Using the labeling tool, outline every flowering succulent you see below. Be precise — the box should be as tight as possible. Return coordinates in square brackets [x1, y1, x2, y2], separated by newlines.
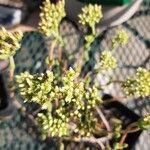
[0, 27, 23, 60]
[38, 0, 65, 45]
[112, 29, 129, 49]
[14, 1, 150, 149]
[16, 68, 102, 138]
[123, 68, 150, 97]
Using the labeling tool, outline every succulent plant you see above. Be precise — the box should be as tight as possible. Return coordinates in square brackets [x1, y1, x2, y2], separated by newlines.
[1, 0, 148, 149]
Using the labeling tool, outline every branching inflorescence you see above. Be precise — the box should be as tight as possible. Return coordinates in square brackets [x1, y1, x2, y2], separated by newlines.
[0, 27, 22, 60]
[123, 68, 150, 97]
[79, 4, 102, 60]
[79, 4, 102, 34]
[38, 0, 66, 46]
[16, 68, 102, 139]
[0, 27, 23, 80]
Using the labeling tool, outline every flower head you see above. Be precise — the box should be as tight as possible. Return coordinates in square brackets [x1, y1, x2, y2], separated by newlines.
[138, 114, 150, 130]
[38, 0, 66, 37]
[123, 68, 150, 97]
[99, 51, 117, 70]
[0, 27, 23, 60]
[112, 30, 129, 49]
[79, 4, 102, 28]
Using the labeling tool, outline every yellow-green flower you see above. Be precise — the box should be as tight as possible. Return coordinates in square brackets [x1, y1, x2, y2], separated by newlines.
[99, 51, 117, 70]
[112, 29, 129, 49]
[0, 27, 23, 60]
[123, 68, 150, 97]
[38, 0, 66, 38]
[78, 4, 102, 28]
[138, 114, 150, 130]
[16, 68, 102, 138]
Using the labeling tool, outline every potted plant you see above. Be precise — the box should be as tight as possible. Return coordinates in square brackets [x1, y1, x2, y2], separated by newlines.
[0, 27, 23, 118]
[65, 0, 143, 27]
[1, 0, 150, 149]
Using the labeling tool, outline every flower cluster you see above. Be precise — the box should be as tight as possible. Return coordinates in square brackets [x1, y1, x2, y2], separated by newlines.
[137, 114, 150, 130]
[123, 68, 150, 97]
[16, 68, 102, 138]
[38, 0, 65, 45]
[79, 4, 102, 29]
[78, 4, 103, 61]
[114, 123, 122, 139]
[112, 29, 129, 49]
[16, 71, 54, 109]
[37, 113, 69, 139]
[0, 27, 23, 60]
[99, 51, 117, 70]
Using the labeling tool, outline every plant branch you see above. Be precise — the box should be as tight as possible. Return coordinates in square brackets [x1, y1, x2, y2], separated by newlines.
[9, 56, 15, 81]
[62, 60, 68, 73]
[77, 50, 84, 75]
[119, 122, 139, 145]
[63, 134, 113, 149]
[47, 40, 56, 70]
[58, 45, 62, 62]
[96, 106, 111, 132]
[32, 107, 42, 116]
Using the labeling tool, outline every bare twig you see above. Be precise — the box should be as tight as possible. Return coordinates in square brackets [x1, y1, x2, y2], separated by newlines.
[47, 40, 56, 70]
[32, 107, 42, 116]
[49, 41, 56, 60]
[126, 127, 140, 134]
[62, 60, 68, 73]
[9, 70, 14, 81]
[97, 139, 105, 149]
[63, 134, 112, 149]
[96, 106, 111, 132]
[58, 45, 62, 62]
[119, 122, 139, 145]
[77, 49, 84, 75]
[9, 56, 15, 81]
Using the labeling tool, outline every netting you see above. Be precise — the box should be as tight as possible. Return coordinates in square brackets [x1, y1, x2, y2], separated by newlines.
[0, 1, 150, 149]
